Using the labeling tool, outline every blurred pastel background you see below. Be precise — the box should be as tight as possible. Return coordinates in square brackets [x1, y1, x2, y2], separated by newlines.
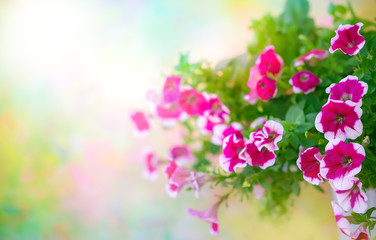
[0, 0, 375, 239]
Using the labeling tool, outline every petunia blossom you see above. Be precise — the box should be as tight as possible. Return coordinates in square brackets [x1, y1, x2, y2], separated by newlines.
[142, 149, 159, 181]
[130, 110, 150, 137]
[169, 145, 195, 165]
[155, 101, 183, 127]
[178, 87, 208, 116]
[315, 100, 363, 140]
[202, 93, 230, 123]
[352, 226, 369, 240]
[244, 66, 263, 104]
[253, 120, 284, 151]
[188, 201, 220, 236]
[329, 23, 365, 56]
[219, 134, 247, 172]
[211, 122, 243, 146]
[256, 76, 277, 101]
[239, 131, 276, 169]
[163, 76, 181, 103]
[331, 201, 352, 237]
[332, 177, 368, 214]
[321, 139, 365, 190]
[289, 71, 321, 94]
[326, 75, 368, 105]
[296, 147, 324, 185]
[255, 45, 284, 76]
[164, 160, 208, 198]
[294, 49, 328, 67]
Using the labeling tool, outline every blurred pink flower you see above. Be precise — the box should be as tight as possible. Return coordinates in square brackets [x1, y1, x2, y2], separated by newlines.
[178, 88, 208, 116]
[332, 177, 368, 213]
[254, 120, 284, 151]
[219, 133, 247, 172]
[188, 201, 220, 236]
[256, 76, 277, 101]
[163, 76, 181, 103]
[331, 201, 352, 237]
[142, 149, 159, 181]
[289, 70, 321, 94]
[255, 45, 283, 76]
[130, 110, 150, 137]
[329, 23, 365, 56]
[211, 122, 243, 146]
[294, 49, 328, 67]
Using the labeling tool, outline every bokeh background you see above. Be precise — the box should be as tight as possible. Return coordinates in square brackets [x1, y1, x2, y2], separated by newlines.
[0, 0, 375, 239]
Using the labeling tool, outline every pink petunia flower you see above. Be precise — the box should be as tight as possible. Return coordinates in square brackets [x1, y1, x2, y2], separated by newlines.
[163, 76, 181, 103]
[197, 116, 218, 135]
[250, 117, 267, 129]
[329, 23, 365, 56]
[202, 93, 230, 123]
[331, 201, 352, 237]
[142, 149, 159, 181]
[188, 201, 220, 236]
[164, 160, 207, 198]
[352, 226, 369, 240]
[321, 139, 365, 190]
[289, 71, 322, 94]
[155, 101, 183, 127]
[255, 45, 284, 76]
[239, 131, 276, 169]
[211, 122, 243, 146]
[294, 49, 328, 67]
[219, 134, 247, 172]
[170, 145, 194, 164]
[332, 177, 368, 214]
[253, 120, 284, 151]
[178, 87, 208, 116]
[252, 183, 266, 199]
[130, 110, 150, 137]
[315, 100, 363, 140]
[326, 75, 368, 105]
[297, 147, 324, 185]
[256, 76, 277, 101]
[244, 66, 263, 104]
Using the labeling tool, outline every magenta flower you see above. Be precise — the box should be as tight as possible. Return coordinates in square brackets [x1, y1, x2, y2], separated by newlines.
[321, 139, 365, 190]
[329, 23, 365, 56]
[352, 226, 369, 240]
[256, 76, 277, 101]
[163, 76, 181, 103]
[142, 149, 159, 181]
[155, 101, 183, 127]
[239, 131, 276, 169]
[332, 177, 368, 214]
[294, 49, 328, 67]
[164, 161, 190, 198]
[211, 122, 243, 146]
[178, 88, 208, 116]
[254, 120, 284, 151]
[255, 45, 284, 76]
[331, 201, 352, 237]
[170, 145, 194, 164]
[244, 66, 263, 104]
[326, 75, 368, 105]
[164, 160, 207, 198]
[297, 147, 323, 185]
[130, 110, 150, 137]
[219, 134, 247, 172]
[188, 201, 220, 236]
[202, 93, 230, 123]
[315, 100, 363, 140]
[197, 116, 218, 135]
[289, 71, 321, 94]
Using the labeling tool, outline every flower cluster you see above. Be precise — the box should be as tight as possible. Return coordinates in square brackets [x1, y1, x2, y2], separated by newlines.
[130, 1, 376, 237]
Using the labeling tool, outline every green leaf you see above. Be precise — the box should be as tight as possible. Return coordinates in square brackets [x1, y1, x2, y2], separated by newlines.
[295, 122, 314, 133]
[286, 105, 305, 124]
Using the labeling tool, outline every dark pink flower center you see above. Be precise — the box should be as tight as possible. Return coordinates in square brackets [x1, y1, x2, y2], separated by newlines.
[299, 73, 310, 82]
[347, 41, 355, 48]
[259, 81, 266, 89]
[186, 95, 197, 104]
[268, 131, 277, 141]
[211, 102, 221, 113]
[341, 93, 352, 101]
[236, 147, 243, 155]
[334, 114, 345, 124]
[340, 155, 353, 168]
